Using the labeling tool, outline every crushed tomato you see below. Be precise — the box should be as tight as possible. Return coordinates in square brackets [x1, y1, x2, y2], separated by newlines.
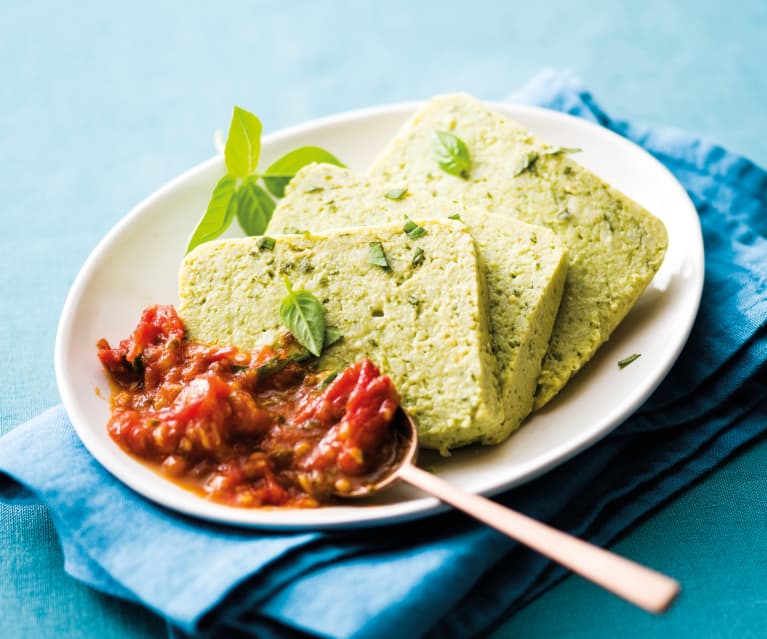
[97, 305, 401, 508]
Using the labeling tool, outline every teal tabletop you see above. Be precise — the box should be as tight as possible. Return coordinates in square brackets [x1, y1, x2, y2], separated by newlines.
[1, 1, 766, 638]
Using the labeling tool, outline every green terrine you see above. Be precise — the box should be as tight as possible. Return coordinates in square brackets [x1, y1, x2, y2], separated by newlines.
[368, 94, 668, 409]
[270, 163, 568, 442]
[178, 220, 504, 453]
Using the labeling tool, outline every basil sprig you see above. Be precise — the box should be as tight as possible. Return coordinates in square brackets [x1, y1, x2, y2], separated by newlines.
[186, 106, 345, 254]
[432, 129, 471, 179]
[279, 279, 327, 357]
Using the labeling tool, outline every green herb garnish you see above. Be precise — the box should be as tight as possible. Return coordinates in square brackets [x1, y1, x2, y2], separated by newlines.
[254, 350, 312, 379]
[432, 129, 471, 178]
[412, 247, 425, 266]
[262, 146, 344, 198]
[129, 356, 145, 378]
[541, 146, 582, 156]
[319, 370, 339, 389]
[324, 327, 343, 348]
[279, 279, 327, 357]
[186, 106, 345, 253]
[618, 353, 641, 369]
[447, 213, 462, 221]
[304, 186, 324, 194]
[258, 237, 275, 250]
[368, 241, 390, 270]
[384, 187, 408, 200]
[236, 176, 275, 236]
[186, 175, 238, 252]
[225, 106, 263, 179]
[403, 219, 427, 240]
[254, 358, 287, 379]
[407, 294, 420, 307]
[513, 151, 538, 177]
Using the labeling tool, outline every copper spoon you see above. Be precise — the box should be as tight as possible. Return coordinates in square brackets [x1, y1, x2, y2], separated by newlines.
[341, 410, 680, 614]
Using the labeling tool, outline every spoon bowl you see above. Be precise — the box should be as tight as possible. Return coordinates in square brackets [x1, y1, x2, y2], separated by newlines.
[343, 409, 419, 498]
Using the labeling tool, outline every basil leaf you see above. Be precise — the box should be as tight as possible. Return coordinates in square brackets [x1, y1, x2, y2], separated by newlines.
[262, 177, 289, 200]
[263, 146, 345, 198]
[279, 280, 326, 357]
[186, 174, 238, 253]
[236, 177, 275, 235]
[368, 241, 390, 270]
[412, 247, 425, 266]
[403, 219, 427, 240]
[432, 129, 471, 178]
[324, 327, 343, 348]
[225, 106, 262, 179]
[384, 187, 408, 200]
[617, 353, 641, 369]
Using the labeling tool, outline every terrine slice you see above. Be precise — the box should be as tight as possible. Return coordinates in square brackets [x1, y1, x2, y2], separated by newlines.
[270, 164, 568, 442]
[179, 220, 503, 453]
[368, 94, 668, 409]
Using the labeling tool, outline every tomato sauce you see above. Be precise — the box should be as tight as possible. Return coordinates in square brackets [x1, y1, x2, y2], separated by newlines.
[97, 305, 402, 508]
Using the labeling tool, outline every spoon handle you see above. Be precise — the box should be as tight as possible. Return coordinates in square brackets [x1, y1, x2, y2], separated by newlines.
[398, 462, 679, 614]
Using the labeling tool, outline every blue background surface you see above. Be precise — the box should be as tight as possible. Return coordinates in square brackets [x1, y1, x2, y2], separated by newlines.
[1, 1, 765, 637]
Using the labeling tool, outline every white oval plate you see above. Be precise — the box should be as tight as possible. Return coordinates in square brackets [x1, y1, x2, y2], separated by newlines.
[55, 102, 704, 530]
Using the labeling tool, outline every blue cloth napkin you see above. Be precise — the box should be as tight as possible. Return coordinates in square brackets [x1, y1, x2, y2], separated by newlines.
[2, 69, 766, 639]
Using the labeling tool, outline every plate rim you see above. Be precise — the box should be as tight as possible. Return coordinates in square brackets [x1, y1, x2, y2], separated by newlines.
[54, 99, 704, 530]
